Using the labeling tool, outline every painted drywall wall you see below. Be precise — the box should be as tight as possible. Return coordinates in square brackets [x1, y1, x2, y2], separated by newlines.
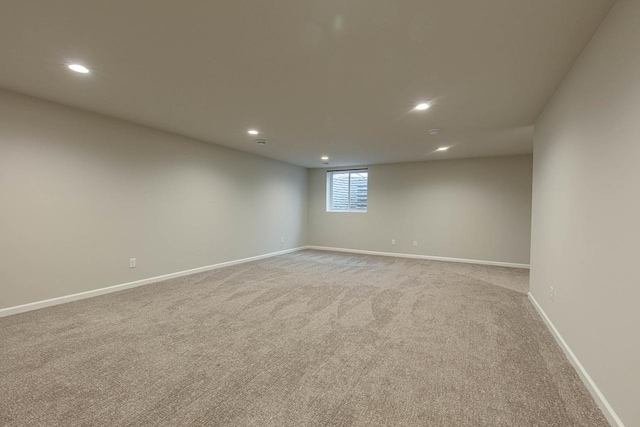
[530, 1, 640, 425]
[308, 155, 533, 264]
[0, 89, 308, 310]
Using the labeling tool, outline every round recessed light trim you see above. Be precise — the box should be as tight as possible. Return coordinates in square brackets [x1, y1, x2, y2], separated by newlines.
[414, 103, 430, 111]
[255, 138, 267, 145]
[428, 128, 440, 136]
[321, 156, 329, 161]
[248, 129, 259, 135]
[68, 64, 90, 74]
[435, 146, 450, 152]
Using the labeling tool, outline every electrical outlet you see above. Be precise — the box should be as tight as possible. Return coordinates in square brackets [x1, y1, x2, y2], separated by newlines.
[391, 239, 396, 245]
[129, 258, 136, 268]
[413, 241, 418, 247]
[549, 286, 555, 300]
[280, 237, 285, 244]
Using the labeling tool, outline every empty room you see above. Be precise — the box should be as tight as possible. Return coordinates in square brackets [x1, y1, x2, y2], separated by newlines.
[1, 1, 638, 426]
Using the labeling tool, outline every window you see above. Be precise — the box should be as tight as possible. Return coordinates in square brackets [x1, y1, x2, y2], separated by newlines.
[326, 169, 368, 212]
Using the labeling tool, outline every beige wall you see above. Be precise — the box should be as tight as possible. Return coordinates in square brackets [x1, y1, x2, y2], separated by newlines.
[530, 1, 640, 425]
[0, 89, 308, 309]
[308, 155, 533, 265]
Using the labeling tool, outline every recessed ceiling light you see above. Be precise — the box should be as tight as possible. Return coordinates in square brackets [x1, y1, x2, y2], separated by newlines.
[321, 156, 329, 161]
[414, 103, 430, 111]
[68, 64, 90, 74]
[248, 129, 259, 135]
[435, 147, 449, 152]
[428, 129, 440, 136]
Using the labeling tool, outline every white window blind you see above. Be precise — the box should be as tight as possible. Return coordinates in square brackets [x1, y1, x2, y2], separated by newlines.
[326, 169, 368, 212]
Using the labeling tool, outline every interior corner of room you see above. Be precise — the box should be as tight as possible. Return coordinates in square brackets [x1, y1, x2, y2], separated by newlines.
[0, 0, 637, 426]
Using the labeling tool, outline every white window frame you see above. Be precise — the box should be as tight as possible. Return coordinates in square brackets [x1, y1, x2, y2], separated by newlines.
[326, 168, 368, 213]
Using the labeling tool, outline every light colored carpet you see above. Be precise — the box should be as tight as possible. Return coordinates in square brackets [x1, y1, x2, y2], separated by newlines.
[0, 250, 607, 426]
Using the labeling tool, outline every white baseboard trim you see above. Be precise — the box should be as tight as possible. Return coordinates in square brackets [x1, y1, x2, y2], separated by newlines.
[306, 245, 530, 269]
[0, 247, 307, 319]
[528, 292, 624, 427]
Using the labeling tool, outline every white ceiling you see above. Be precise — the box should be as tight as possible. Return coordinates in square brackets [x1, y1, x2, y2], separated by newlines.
[0, 0, 614, 168]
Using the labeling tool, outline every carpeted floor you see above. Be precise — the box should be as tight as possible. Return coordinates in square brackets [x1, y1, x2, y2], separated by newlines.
[0, 250, 608, 426]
